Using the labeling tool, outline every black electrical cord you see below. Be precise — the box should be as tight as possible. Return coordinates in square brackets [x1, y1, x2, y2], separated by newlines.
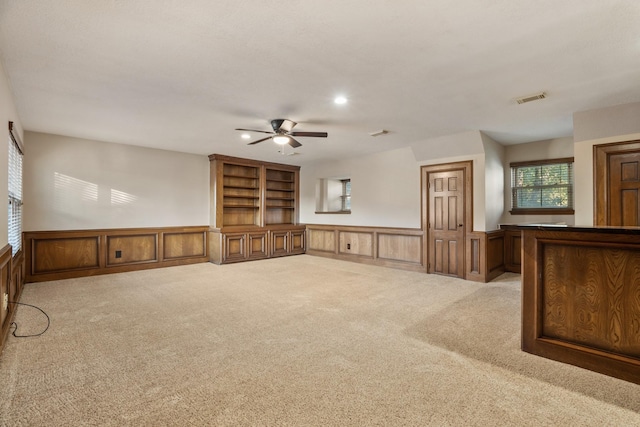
[9, 301, 50, 338]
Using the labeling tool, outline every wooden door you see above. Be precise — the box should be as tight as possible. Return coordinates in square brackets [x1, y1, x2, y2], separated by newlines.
[608, 151, 640, 226]
[428, 170, 465, 277]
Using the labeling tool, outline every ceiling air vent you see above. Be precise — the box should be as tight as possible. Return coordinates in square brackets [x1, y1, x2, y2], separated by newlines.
[516, 92, 546, 104]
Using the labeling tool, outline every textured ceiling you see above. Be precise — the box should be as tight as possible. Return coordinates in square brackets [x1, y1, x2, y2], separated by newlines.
[1, 0, 639, 164]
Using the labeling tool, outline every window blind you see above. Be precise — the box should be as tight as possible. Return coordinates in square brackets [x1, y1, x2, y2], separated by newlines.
[8, 124, 23, 256]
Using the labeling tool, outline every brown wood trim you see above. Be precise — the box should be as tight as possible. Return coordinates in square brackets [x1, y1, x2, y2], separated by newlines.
[509, 157, 574, 167]
[510, 208, 575, 215]
[306, 224, 425, 272]
[24, 226, 209, 283]
[594, 140, 640, 226]
[8, 121, 25, 154]
[314, 211, 352, 214]
[208, 153, 300, 172]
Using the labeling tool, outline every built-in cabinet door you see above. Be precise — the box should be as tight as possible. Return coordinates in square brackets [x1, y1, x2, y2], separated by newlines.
[271, 231, 289, 257]
[290, 230, 305, 254]
[223, 233, 246, 262]
[428, 169, 465, 278]
[247, 233, 268, 260]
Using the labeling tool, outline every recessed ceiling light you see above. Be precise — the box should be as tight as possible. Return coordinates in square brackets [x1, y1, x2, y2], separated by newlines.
[241, 133, 251, 139]
[334, 96, 348, 105]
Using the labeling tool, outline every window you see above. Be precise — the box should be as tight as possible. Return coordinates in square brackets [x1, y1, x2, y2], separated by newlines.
[341, 179, 351, 211]
[8, 122, 24, 256]
[315, 176, 351, 214]
[510, 157, 574, 215]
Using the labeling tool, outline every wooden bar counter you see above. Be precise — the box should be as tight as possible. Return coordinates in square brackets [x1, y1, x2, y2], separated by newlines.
[521, 225, 640, 384]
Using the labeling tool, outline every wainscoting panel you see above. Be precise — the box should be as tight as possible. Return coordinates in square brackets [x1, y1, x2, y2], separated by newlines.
[107, 234, 157, 266]
[0, 244, 23, 357]
[339, 231, 373, 257]
[33, 236, 100, 274]
[163, 231, 207, 260]
[466, 230, 505, 282]
[25, 226, 209, 283]
[306, 225, 425, 272]
[307, 229, 336, 253]
[377, 233, 422, 264]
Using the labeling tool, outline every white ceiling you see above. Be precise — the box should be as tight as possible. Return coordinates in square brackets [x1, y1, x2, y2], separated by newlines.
[1, 0, 639, 165]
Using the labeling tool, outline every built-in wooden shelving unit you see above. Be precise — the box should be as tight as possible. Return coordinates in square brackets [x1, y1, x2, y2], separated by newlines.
[208, 154, 305, 264]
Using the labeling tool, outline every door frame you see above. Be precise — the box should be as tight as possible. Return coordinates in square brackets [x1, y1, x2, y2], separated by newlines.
[594, 140, 640, 226]
[421, 161, 473, 278]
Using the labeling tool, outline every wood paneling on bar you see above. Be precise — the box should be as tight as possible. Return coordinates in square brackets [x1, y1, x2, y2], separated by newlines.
[522, 227, 640, 384]
[503, 229, 522, 273]
[306, 225, 425, 272]
[465, 230, 505, 282]
[24, 226, 209, 283]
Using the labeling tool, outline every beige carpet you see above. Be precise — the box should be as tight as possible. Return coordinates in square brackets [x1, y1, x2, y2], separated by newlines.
[0, 255, 639, 426]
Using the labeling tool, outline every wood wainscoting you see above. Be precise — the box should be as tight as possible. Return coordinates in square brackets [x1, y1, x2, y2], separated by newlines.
[466, 230, 505, 282]
[24, 226, 209, 283]
[306, 224, 425, 272]
[1, 244, 24, 355]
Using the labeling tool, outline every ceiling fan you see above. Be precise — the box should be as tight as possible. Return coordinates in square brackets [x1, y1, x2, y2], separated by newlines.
[236, 119, 328, 148]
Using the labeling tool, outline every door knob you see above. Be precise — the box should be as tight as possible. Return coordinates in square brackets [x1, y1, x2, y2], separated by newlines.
[458, 224, 463, 227]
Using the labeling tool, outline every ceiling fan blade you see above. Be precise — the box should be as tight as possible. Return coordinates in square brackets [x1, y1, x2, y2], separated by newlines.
[235, 128, 273, 134]
[247, 136, 272, 145]
[290, 131, 328, 138]
[271, 119, 297, 133]
[288, 137, 302, 148]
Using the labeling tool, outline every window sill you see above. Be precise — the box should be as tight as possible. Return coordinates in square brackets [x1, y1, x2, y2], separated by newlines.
[315, 210, 351, 215]
[510, 209, 574, 215]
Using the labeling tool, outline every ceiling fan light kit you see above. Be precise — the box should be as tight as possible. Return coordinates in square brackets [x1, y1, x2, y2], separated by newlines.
[273, 135, 290, 145]
[236, 118, 328, 148]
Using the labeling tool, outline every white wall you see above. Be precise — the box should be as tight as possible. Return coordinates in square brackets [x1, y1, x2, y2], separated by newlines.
[23, 132, 209, 231]
[573, 102, 640, 226]
[414, 131, 488, 231]
[300, 147, 421, 228]
[500, 137, 575, 226]
[299, 131, 494, 231]
[481, 133, 505, 230]
[0, 62, 23, 247]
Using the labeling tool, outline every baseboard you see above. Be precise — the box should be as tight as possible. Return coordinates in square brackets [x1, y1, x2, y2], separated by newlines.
[24, 226, 209, 283]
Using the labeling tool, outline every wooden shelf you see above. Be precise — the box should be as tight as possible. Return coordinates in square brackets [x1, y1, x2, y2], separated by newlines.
[224, 185, 259, 190]
[210, 156, 303, 263]
[224, 173, 258, 179]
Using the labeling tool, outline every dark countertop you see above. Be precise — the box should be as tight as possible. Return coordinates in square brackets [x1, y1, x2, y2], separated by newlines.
[499, 223, 640, 235]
